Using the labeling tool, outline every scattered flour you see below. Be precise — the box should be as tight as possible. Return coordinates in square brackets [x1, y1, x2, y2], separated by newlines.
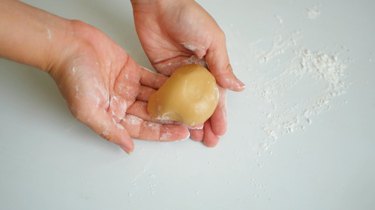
[227, 28, 349, 155]
[71, 66, 78, 74]
[160, 131, 173, 141]
[257, 31, 301, 63]
[274, 15, 284, 24]
[306, 5, 321, 20]
[182, 42, 200, 52]
[369, 52, 374, 63]
[258, 48, 347, 143]
[46, 28, 52, 40]
[145, 122, 159, 131]
[127, 115, 143, 126]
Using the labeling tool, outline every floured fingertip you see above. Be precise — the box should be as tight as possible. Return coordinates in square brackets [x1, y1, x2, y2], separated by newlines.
[176, 132, 191, 141]
[120, 144, 133, 154]
[159, 124, 190, 141]
[188, 124, 204, 130]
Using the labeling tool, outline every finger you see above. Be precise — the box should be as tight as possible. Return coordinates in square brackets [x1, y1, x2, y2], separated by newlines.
[190, 129, 204, 142]
[114, 58, 140, 106]
[75, 108, 134, 153]
[137, 86, 156, 101]
[127, 100, 183, 126]
[153, 55, 207, 76]
[127, 101, 152, 121]
[205, 33, 245, 91]
[188, 124, 204, 130]
[122, 114, 189, 141]
[210, 88, 227, 136]
[153, 55, 190, 76]
[202, 120, 219, 147]
[140, 67, 168, 88]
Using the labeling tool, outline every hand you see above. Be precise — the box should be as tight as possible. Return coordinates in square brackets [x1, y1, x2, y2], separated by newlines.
[131, 0, 245, 146]
[49, 21, 189, 153]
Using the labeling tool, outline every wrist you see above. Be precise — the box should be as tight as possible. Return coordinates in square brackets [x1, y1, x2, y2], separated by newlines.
[0, 1, 74, 73]
[42, 19, 76, 73]
[47, 20, 96, 79]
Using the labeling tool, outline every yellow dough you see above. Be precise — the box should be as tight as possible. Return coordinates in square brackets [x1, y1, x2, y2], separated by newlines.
[147, 64, 219, 126]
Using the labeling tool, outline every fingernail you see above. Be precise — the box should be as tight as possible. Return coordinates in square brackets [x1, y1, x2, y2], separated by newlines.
[227, 64, 246, 90]
[235, 77, 246, 90]
[121, 145, 133, 154]
[120, 139, 134, 154]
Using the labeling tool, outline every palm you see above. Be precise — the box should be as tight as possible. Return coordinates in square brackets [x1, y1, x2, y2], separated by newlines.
[50, 22, 189, 152]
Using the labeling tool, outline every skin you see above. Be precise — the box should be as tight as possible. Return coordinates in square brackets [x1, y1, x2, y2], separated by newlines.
[131, 0, 245, 146]
[0, 0, 244, 153]
[0, 1, 189, 153]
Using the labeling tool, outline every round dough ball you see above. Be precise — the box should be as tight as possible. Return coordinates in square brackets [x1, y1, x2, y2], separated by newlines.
[147, 64, 219, 126]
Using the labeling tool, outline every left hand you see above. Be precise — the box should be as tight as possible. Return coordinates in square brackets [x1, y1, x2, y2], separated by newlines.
[131, 0, 245, 147]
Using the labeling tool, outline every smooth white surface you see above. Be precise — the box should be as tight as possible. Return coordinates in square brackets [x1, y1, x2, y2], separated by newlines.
[1, 0, 374, 210]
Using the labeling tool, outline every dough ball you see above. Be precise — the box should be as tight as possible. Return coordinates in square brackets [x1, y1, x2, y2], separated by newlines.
[147, 64, 219, 126]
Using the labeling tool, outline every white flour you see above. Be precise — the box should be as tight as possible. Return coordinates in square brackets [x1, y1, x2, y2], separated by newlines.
[274, 15, 284, 24]
[259, 47, 347, 143]
[46, 27, 52, 40]
[127, 115, 143, 126]
[227, 28, 349, 155]
[306, 5, 321, 20]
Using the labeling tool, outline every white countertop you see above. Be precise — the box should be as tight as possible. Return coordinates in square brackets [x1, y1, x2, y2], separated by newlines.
[1, 0, 374, 209]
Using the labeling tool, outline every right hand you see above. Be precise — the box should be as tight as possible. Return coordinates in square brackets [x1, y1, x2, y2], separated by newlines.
[49, 21, 189, 153]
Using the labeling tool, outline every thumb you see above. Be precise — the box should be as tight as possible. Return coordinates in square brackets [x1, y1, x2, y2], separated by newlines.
[205, 34, 245, 91]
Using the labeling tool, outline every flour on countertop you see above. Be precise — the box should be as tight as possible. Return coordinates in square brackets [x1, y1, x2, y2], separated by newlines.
[369, 52, 374, 63]
[306, 5, 321, 20]
[227, 27, 349, 155]
[259, 48, 347, 143]
[274, 15, 284, 24]
[257, 31, 301, 64]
